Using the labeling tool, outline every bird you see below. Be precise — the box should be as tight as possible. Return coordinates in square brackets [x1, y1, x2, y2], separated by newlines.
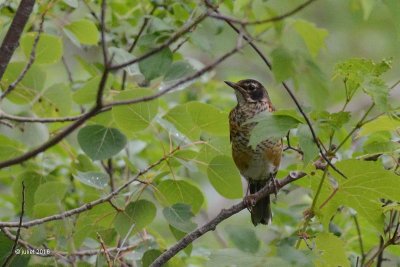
[226, 79, 282, 226]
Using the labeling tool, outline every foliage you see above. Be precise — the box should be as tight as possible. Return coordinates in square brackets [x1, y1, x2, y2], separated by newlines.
[0, 0, 399, 266]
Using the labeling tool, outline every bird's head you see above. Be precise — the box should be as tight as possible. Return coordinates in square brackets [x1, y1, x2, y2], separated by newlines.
[225, 79, 270, 105]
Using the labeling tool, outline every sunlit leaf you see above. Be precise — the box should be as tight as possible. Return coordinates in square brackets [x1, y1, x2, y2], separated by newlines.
[21, 33, 63, 64]
[64, 19, 100, 45]
[293, 20, 328, 58]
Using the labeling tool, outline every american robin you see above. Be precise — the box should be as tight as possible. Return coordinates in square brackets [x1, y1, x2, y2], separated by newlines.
[226, 79, 282, 226]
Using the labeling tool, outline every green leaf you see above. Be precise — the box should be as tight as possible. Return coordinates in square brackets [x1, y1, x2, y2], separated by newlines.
[155, 179, 204, 214]
[33, 83, 72, 116]
[314, 233, 350, 267]
[358, 115, 400, 136]
[163, 103, 201, 140]
[293, 20, 328, 58]
[74, 204, 116, 247]
[74, 171, 109, 189]
[187, 102, 229, 135]
[316, 160, 400, 230]
[360, 0, 377, 20]
[297, 124, 318, 165]
[139, 48, 173, 81]
[64, 19, 100, 45]
[164, 61, 195, 81]
[362, 77, 390, 111]
[311, 111, 351, 130]
[1, 62, 46, 104]
[142, 250, 170, 267]
[20, 33, 63, 64]
[13, 172, 47, 217]
[0, 135, 25, 161]
[77, 125, 127, 160]
[248, 112, 302, 148]
[225, 225, 260, 253]
[334, 58, 392, 103]
[271, 47, 295, 82]
[34, 181, 68, 203]
[112, 89, 159, 133]
[163, 203, 197, 233]
[207, 155, 243, 199]
[114, 200, 156, 236]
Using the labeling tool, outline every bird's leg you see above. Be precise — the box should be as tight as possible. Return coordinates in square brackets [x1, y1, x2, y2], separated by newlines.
[270, 173, 280, 201]
[244, 182, 256, 210]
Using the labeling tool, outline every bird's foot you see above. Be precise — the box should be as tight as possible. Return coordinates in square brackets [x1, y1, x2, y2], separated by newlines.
[271, 176, 280, 201]
[244, 194, 257, 210]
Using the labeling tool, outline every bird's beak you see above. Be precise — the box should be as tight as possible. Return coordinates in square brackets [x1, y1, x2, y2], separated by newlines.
[224, 81, 245, 95]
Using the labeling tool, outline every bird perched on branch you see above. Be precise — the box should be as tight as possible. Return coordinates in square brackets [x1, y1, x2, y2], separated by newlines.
[226, 79, 282, 226]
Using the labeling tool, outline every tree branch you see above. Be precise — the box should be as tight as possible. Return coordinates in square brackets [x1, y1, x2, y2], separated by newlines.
[0, 0, 36, 80]
[150, 171, 306, 267]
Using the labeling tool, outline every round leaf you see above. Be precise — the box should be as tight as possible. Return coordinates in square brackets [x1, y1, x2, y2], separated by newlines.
[139, 48, 172, 81]
[64, 19, 100, 45]
[114, 200, 156, 236]
[156, 179, 204, 214]
[21, 33, 63, 64]
[74, 171, 109, 189]
[112, 89, 158, 133]
[77, 125, 127, 160]
[207, 155, 243, 199]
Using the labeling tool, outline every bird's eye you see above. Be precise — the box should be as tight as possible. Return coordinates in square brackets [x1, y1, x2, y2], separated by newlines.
[249, 85, 256, 91]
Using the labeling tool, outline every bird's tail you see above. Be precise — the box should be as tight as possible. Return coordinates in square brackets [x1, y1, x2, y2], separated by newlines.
[249, 181, 271, 226]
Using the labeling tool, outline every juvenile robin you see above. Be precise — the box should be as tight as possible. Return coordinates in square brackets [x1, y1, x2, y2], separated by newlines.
[226, 79, 282, 226]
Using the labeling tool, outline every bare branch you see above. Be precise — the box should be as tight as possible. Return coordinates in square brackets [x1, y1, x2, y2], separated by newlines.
[0, 5, 48, 101]
[209, 0, 317, 25]
[0, 0, 36, 80]
[0, 146, 180, 228]
[205, 0, 347, 179]
[150, 171, 307, 267]
[2, 182, 25, 266]
[97, 233, 112, 267]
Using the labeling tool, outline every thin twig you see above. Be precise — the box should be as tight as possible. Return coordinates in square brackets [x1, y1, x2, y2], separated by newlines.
[353, 214, 366, 265]
[97, 233, 112, 267]
[150, 172, 307, 267]
[205, 0, 346, 179]
[0, 146, 180, 228]
[208, 0, 317, 25]
[2, 182, 25, 266]
[334, 103, 375, 153]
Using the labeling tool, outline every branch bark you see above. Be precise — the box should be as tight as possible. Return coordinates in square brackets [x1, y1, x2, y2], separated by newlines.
[150, 171, 306, 267]
[0, 0, 36, 80]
